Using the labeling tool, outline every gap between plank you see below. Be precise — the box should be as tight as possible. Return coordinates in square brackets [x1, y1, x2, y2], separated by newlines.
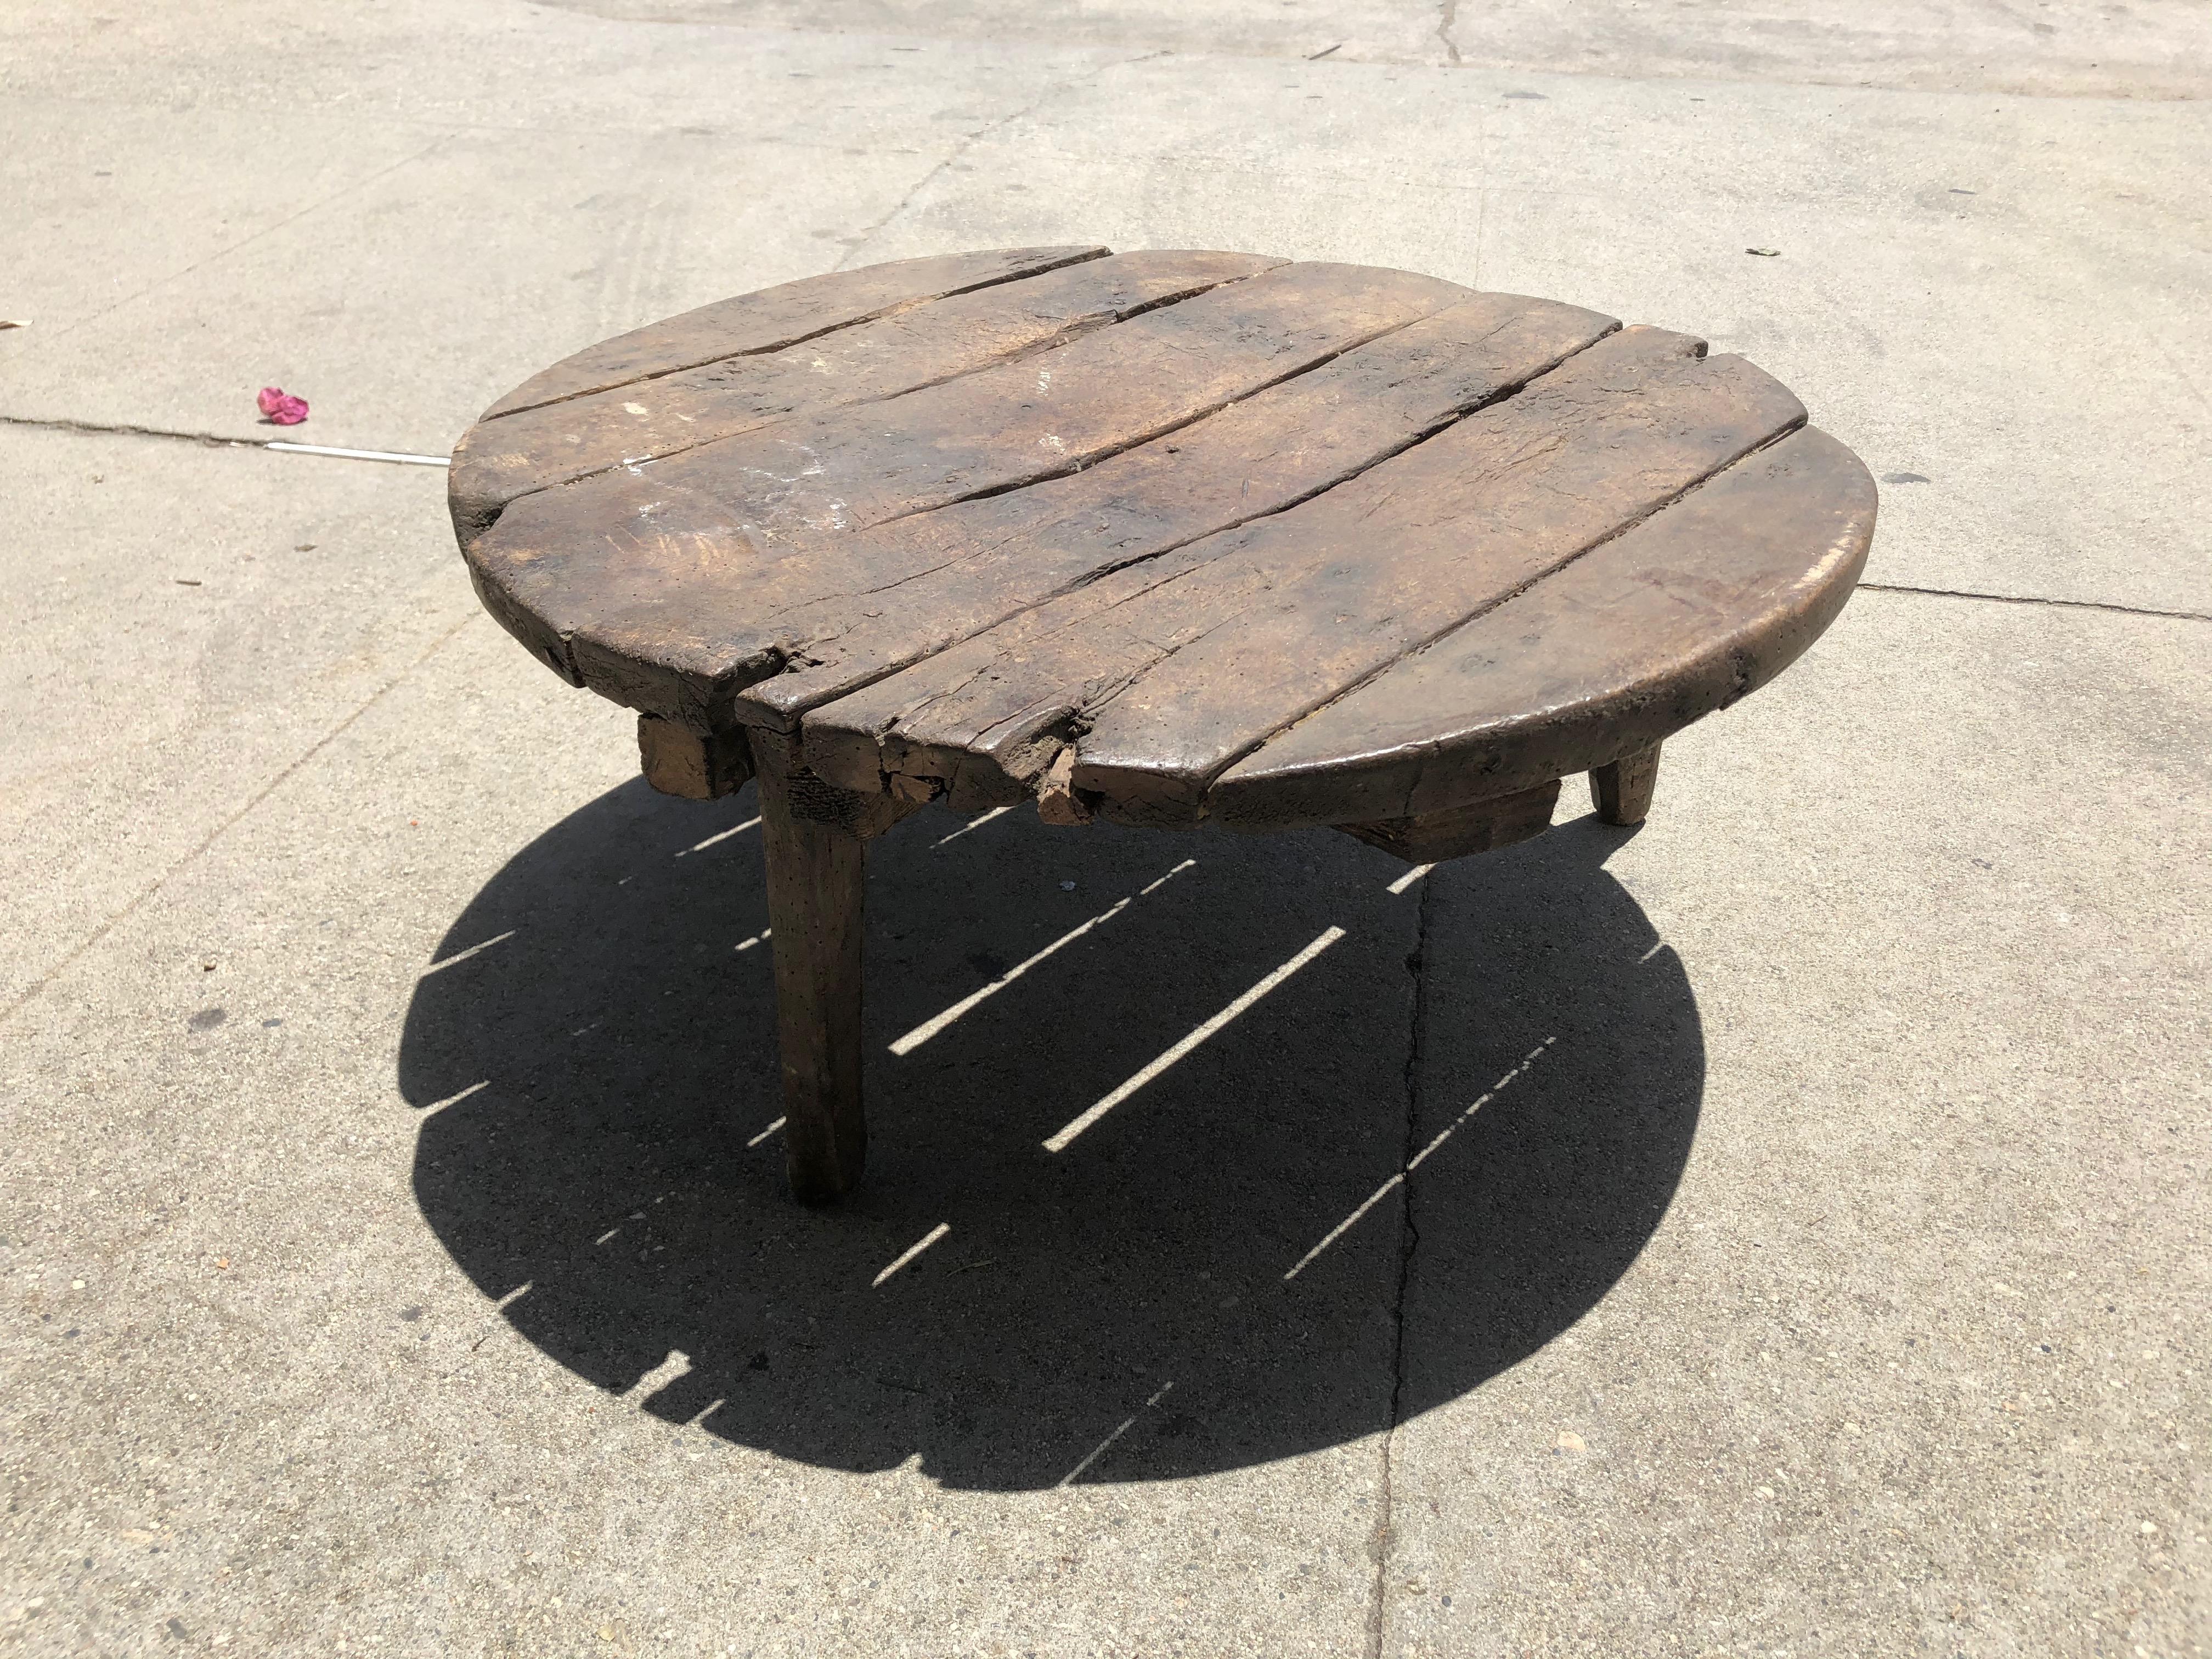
[1170, 411, 1814, 805]
[868, 296, 1531, 533]
[888, 859, 1195, 1055]
[420, 930, 516, 975]
[472, 256, 1277, 532]
[873, 1222, 951, 1286]
[1056, 1380, 1175, 1487]
[749, 317, 1624, 732]
[486, 249, 1112, 421]
[268, 441, 448, 466]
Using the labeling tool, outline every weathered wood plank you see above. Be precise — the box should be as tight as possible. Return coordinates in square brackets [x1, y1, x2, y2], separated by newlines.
[467, 261, 1475, 729]
[806, 328, 1805, 819]
[735, 291, 1618, 735]
[1207, 425, 1876, 830]
[753, 736, 870, 1205]
[1067, 332, 1808, 827]
[1336, 779, 1560, 862]
[477, 245, 1107, 420]
[637, 714, 753, 800]
[802, 543, 1230, 805]
[450, 250, 1279, 539]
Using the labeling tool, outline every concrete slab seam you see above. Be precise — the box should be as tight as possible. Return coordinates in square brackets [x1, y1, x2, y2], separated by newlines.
[1855, 580, 2211, 625]
[0, 610, 481, 1029]
[1368, 873, 1431, 1658]
[832, 44, 1172, 273]
[36, 134, 456, 346]
[1434, 0, 1464, 66]
[1, 415, 450, 466]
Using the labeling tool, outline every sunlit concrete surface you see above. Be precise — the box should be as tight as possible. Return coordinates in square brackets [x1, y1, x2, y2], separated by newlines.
[2, 3, 2205, 1653]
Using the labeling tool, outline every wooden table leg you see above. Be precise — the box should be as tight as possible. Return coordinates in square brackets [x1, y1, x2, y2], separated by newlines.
[754, 743, 869, 1204]
[1589, 742, 1662, 826]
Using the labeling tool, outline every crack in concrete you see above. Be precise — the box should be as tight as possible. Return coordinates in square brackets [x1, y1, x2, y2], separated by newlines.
[834, 48, 1171, 275]
[0, 414, 448, 465]
[1854, 581, 2210, 624]
[1368, 876, 1432, 1658]
[12, 431, 2199, 630]
[1, 413, 267, 448]
[35, 134, 454, 346]
[0, 611, 481, 1030]
[1435, 0, 1464, 66]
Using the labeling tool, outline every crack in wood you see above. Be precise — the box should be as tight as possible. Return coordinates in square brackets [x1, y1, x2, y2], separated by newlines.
[477, 246, 1111, 422]
[456, 253, 1875, 847]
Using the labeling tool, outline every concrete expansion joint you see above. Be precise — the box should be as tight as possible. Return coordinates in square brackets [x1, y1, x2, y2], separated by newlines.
[0, 413, 448, 467]
[1434, 0, 1464, 66]
[0, 610, 479, 1031]
[1855, 580, 2211, 625]
[833, 45, 1170, 276]
[2, 412, 261, 449]
[1368, 877, 1432, 1658]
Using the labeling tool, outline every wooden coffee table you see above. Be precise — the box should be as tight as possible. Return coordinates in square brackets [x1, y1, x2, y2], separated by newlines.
[449, 246, 1876, 1202]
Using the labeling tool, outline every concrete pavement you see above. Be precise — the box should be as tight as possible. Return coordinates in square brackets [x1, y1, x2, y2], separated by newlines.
[2, 2, 2206, 1654]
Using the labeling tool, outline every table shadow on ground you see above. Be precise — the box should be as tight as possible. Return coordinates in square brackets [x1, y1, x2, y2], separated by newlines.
[400, 779, 1702, 1490]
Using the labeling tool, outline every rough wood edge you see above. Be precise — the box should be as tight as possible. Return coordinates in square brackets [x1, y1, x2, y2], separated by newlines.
[1036, 748, 1097, 826]
[1334, 779, 1561, 864]
[477, 246, 1113, 422]
[750, 731, 921, 842]
[1204, 426, 1877, 832]
[637, 715, 754, 800]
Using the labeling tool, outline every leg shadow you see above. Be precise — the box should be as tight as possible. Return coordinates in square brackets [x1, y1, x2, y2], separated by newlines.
[401, 782, 1701, 1490]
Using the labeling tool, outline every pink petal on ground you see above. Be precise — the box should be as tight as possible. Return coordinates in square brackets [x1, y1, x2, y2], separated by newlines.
[256, 387, 310, 425]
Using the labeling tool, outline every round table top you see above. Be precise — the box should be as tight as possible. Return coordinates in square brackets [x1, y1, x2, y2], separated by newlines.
[451, 247, 1876, 831]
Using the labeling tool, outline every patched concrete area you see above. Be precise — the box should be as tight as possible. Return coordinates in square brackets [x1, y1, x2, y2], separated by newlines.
[2, 3, 2206, 1655]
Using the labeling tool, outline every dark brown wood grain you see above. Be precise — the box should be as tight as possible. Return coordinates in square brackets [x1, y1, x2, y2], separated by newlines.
[465, 259, 1474, 729]
[455, 252, 1871, 833]
[1206, 425, 1877, 830]
[450, 250, 1279, 539]
[478, 245, 1106, 420]
[637, 714, 753, 800]
[802, 327, 1805, 820]
[1589, 744, 1661, 825]
[770, 739, 922, 842]
[735, 290, 1617, 736]
[1336, 780, 1560, 862]
[1036, 748, 1095, 826]
[753, 735, 870, 1204]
